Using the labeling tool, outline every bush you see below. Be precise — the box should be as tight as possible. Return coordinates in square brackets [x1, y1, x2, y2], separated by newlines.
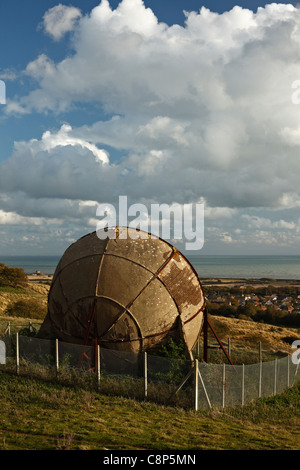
[251, 308, 300, 328]
[155, 338, 186, 360]
[0, 263, 28, 288]
[5, 298, 46, 320]
[237, 302, 258, 319]
[149, 338, 189, 384]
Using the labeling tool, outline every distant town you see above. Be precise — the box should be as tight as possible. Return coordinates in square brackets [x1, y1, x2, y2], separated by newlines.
[201, 280, 300, 326]
[207, 290, 300, 315]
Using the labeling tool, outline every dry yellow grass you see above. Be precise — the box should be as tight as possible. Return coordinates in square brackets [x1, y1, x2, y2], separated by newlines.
[209, 314, 300, 356]
[0, 282, 49, 326]
[0, 283, 49, 312]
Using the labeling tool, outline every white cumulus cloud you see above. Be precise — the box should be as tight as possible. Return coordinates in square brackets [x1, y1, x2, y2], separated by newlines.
[2, 0, 300, 254]
[41, 4, 82, 41]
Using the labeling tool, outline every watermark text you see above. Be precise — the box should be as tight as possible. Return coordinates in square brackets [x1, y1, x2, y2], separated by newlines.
[291, 80, 300, 104]
[96, 196, 204, 250]
[0, 80, 6, 104]
[292, 339, 300, 365]
[0, 340, 6, 364]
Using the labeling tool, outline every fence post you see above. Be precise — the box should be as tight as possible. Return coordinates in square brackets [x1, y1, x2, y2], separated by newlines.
[55, 339, 59, 376]
[5, 322, 11, 336]
[259, 360, 262, 398]
[194, 359, 199, 411]
[222, 363, 226, 408]
[242, 364, 245, 406]
[97, 345, 100, 390]
[274, 359, 277, 396]
[144, 352, 148, 398]
[259, 342, 262, 362]
[16, 332, 19, 375]
[287, 355, 290, 388]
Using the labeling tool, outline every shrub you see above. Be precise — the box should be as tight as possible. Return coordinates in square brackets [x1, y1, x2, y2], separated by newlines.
[237, 302, 258, 319]
[155, 338, 186, 360]
[5, 298, 46, 320]
[0, 263, 28, 288]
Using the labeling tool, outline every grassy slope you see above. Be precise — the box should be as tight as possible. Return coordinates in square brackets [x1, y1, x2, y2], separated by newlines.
[207, 315, 300, 360]
[0, 372, 299, 450]
[0, 281, 300, 450]
[0, 282, 48, 332]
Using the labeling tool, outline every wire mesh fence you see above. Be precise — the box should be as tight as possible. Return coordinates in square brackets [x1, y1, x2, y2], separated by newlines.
[195, 356, 300, 410]
[0, 321, 41, 337]
[0, 332, 299, 410]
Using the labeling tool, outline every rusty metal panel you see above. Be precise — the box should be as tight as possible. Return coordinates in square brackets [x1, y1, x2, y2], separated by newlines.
[47, 276, 68, 323]
[39, 228, 206, 358]
[158, 250, 205, 352]
[52, 232, 108, 282]
[95, 298, 125, 338]
[96, 253, 153, 307]
[100, 312, 142, 353]
[59, 255, 102, 302]
[105, 228, 173, 273]
[158, 251, 204, 315]
[181, 313, 204, 352]
[129, 277, 179, 340]
[62, 302, 93, 343]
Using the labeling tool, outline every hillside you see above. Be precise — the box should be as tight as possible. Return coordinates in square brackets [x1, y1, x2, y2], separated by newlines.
[0, 282, 49, 335]
[0, 370, 299, 450]
[207, 315, 299, 357]
[0, 282, 49, 314]
[0, 280, 299, 363]
[0, 280, 300, 451]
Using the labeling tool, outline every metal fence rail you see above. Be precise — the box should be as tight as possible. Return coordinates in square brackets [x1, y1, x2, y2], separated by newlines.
[0, 333, 299, 410]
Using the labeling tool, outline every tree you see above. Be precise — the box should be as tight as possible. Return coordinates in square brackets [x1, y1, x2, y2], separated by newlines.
[0, 263, 28, 288]
[237, 301, 257, 319]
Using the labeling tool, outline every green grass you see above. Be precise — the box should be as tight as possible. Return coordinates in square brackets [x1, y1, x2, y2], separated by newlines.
[0, 284, 300, 450]
[0, 371, 299, 450]
[0, 286, 27, 293]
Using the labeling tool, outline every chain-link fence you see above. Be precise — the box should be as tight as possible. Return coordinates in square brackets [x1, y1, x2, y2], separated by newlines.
[0, 332, 299, 410]
[0, 321, 41, 336]
[194, 356, 299, 410]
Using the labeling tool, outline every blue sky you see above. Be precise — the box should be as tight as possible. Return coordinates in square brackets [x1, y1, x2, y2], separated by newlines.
[1, 0, 300, 256]
[2, 0, 294, 160]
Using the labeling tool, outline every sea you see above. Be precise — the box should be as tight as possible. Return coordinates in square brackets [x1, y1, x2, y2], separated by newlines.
[0, 254, 299, 280]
